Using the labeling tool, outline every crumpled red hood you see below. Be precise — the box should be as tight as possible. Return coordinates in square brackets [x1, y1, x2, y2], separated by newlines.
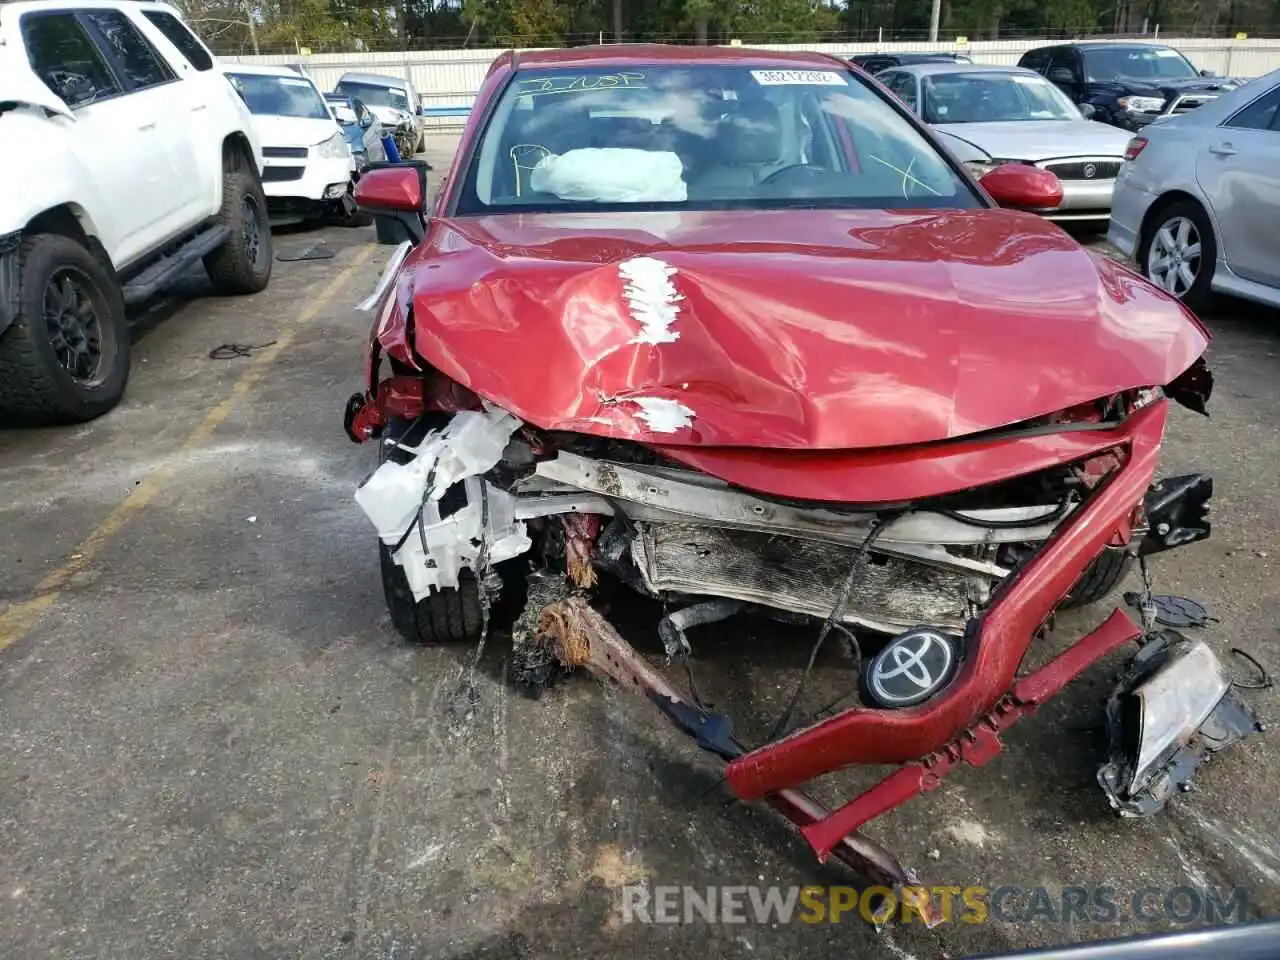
[394, 207, 1207, 449]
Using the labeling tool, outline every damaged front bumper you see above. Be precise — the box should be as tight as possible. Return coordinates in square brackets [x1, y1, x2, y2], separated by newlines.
[347, 392, 1255, 901]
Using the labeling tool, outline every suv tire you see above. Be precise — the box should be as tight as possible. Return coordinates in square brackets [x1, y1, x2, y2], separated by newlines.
[204, 154, 273, 295]
[0, 233, 130, 425]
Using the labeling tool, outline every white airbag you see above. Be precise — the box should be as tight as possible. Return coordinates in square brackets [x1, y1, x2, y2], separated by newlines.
[529, 148, 687, 203]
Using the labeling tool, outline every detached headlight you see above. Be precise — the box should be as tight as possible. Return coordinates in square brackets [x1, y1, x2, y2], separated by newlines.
[1118, 95, 1166, 114]
[315, 131, 351, 159]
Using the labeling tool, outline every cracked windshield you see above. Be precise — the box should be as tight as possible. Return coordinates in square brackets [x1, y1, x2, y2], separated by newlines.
[460, 65, 977, 212]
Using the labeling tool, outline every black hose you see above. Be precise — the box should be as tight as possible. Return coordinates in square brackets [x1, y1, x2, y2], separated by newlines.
[764, 513, 900, 743]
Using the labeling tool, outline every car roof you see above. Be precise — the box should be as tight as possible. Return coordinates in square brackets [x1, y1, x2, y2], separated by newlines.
[225, 63, 318, 81]
[885, 62, 1045, 78]
[1026, 40, 1179, 51]
[0, 0, 182, 19]
[337, 72, 413, 86]
[512, 43, 848, 70]
[855, 52, 969, 60]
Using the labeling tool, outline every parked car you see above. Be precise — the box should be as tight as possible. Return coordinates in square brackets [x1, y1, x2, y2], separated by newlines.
[340, 45, 1239, 895]
[850, 50, 971, 75]
[1018, 42, 1244, 131]
[1108, 67, 1280, 310]
[332, 71, 424, 154]
[877, 62, 1134, 221]
[0, 0, 271, 425]
[226, 65, 369, 227]
[323, 93, 389, 171]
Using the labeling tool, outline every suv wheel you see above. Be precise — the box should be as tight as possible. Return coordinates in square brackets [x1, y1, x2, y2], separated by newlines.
[1139, 199, 1216, 311]
[0, 234, 129, 425]
[204, 153, 273, 295]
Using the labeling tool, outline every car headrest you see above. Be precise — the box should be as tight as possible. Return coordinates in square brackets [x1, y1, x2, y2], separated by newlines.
[716, 99, 783, 165]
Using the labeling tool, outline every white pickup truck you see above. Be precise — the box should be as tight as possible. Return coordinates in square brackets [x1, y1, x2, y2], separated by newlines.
[0, 0, 272, 425]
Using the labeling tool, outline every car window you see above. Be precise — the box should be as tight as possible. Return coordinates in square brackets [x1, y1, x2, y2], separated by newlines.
[1224, 84, 1280, 131]
[21, 12, 122, 108]
[228, 73, 332, 120]
[458, 64, 979, 215]
[82, 9, 175, 90]
[1018, 49, 1050, 73]
[923, 72, 1080, 123]
[142, 10, 214, 71]
[881, 71, 918, 111]
[1083, 46, 1197, 82]
[334, 81, 410, 111]
[1047, 49, 1080, 81]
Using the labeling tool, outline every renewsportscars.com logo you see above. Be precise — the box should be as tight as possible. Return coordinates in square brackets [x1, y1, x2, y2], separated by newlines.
[619, 884, 1251, 926]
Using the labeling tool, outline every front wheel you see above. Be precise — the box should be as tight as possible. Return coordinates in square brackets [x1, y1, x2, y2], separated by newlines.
[204, 155, 273, 296]
[1060, 550, 1133, 609]
[380, 541, 485, 644]
[0, 233, 130, 425]
[1139, 199, 1216, 312]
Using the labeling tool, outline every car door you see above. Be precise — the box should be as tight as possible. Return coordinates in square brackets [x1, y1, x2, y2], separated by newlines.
[19, 10, 174, 266]
[79, 8, 205, 232]
[1195, 83, 1280, 287]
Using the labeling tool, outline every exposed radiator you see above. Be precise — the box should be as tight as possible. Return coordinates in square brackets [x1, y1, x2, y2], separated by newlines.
[634, 521, 981, 633]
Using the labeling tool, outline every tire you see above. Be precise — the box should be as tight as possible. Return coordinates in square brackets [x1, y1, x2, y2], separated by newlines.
[376, 415, 485, 644]
[335, 209, 374, 228]
[1060, 550, 1133, 609]
[0, 233, 130, 425]
[203, 153, 273, 296]
[1138, 198, 1216, 312]
[380, 540, 484, 644]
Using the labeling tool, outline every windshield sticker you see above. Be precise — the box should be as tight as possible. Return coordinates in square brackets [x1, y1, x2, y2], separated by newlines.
[750, 69, 845, 86]
[1011, 74, 1049, 84]
[516, 73, 646, 97]
[280, 77, 314, 88]
[1153, 48, 1183, 57]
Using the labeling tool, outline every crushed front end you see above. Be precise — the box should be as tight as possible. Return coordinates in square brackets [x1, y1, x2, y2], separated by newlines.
[344, 350, 1258, 901]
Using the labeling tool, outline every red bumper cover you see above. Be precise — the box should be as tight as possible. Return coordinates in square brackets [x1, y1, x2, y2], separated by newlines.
[726, 400, 1169, 800]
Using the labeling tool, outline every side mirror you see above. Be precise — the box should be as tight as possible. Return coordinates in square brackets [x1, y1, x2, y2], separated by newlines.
[1047, 67, 1075, 84]
[416, 103, 424, 116]
[355, 163, 429, 244]
[979, 163, 1063, 211]
[1200, 68, 1218, 78]
[1079, 102, 1098, 119]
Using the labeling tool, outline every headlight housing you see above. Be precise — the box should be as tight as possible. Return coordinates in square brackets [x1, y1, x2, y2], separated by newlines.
[1118, 95, 1166, 114]
[315, 131, 351, 159]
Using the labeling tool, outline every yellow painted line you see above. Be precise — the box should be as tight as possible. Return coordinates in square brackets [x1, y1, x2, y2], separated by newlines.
[0, 243, 377, 652]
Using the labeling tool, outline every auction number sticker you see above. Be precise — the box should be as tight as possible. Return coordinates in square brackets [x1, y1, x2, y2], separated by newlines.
[750, 69, 846, 86]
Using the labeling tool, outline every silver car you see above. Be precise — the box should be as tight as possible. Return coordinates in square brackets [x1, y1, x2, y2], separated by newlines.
[877, 62, 1134, 221]
[1108, 68, 1280, 311]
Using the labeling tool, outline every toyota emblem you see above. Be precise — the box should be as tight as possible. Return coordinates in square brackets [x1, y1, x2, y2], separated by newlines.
[865, 628, 957, 708]
[1083, 163, 1098, 179]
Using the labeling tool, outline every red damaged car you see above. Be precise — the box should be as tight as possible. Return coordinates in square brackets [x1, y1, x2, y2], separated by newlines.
[342, 46, 1258, 908]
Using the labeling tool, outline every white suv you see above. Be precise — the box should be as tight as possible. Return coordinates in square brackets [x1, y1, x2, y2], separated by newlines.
[0, 0, 272, 425]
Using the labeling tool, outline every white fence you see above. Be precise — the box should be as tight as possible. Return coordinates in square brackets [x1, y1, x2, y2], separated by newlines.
[222, 37, 1280, 129]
